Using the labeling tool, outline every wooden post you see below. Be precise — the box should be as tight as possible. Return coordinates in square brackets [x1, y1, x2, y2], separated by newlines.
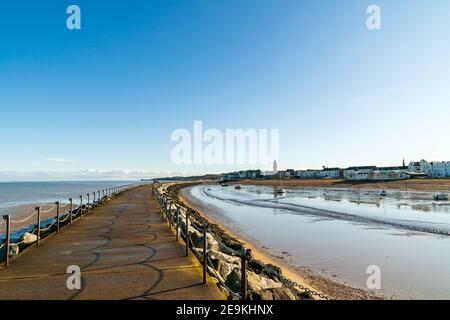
[87, 194, 90, 213]
[168, 201, 172, 230]
[185, 211, 189, 257]
[56, 201, 60, 233]
[161, 198, 166, 219]
[241, 248, 248, 300]
[203, 223, 208, 284]
[176, 207, 180, 242]
[36, 207, 41, 247]
[3, 215, 10, 266]
[93, 192, 96, 207]
[69, 198, 73, 225]
[79, 195, 83, 218]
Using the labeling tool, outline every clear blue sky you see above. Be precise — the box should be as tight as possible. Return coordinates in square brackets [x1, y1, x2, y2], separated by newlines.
[1, 1, 449, 180]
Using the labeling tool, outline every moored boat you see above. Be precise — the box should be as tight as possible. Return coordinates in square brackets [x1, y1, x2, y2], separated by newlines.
[433, 193, 449, 201]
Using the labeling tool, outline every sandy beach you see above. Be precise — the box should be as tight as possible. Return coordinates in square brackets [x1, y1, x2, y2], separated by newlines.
[237, 178, 450, 192]
[179, 185, 383, 300]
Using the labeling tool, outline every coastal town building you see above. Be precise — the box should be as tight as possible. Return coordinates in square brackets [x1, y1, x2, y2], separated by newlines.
[345, 171, 410, 181]
[343, 166, 378, 179]
[296, 168, 342, 179]
[430, 161, 450, 178]
[408, 160, 432, 175]
[219, 159, 450, 182]
[221, 170, 262, 181]
[296, 169, 322, 179]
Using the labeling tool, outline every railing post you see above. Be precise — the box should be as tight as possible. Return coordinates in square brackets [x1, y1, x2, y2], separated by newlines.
[176, 207, 180, 242]
[97, 191, 100, 203]
[185, 210, 189, 257]
[56, 201, 60, 233]
[203, 222, 208, 284]
[93, 192, 96, 207]
[3, 215, 10, 266]
[36, 207, 41, 247]
[69, 198, 73, 225]
[241, 248, 248, 300]
[86, 193, 90, 213]
[79, 195, 83, 218]
[168, 201, 172, 231]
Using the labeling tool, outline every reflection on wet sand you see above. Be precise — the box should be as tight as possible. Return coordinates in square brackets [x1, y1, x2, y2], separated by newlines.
[185, 184, 450, 299]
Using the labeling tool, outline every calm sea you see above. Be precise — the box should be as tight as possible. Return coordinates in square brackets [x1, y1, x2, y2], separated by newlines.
[0, 181, 137, 210]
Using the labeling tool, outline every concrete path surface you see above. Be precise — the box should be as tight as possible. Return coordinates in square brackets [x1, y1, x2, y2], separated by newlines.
[0, 186, 225, 300]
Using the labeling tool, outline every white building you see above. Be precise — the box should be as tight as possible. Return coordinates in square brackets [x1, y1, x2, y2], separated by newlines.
[346, 171, 410, 181]
[296, 170, 322, 179]
[295, 168, 342, 179]
[430, 161, 450, 178]
[320, 168, 342, 178]
[408, 160, 432, 174]
[343, 166, 377, 179]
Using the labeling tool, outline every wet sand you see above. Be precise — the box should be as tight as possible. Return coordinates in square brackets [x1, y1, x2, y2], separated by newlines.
[179, 186, 383, 300]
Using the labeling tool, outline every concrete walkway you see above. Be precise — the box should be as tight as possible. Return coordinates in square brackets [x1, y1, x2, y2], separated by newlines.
[0, 186, 225, 300]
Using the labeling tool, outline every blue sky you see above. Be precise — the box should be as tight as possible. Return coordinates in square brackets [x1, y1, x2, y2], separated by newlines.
[1, 1, 449, 180]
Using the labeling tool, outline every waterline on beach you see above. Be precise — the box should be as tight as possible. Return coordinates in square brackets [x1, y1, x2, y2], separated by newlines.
[184, 184, 450, 299]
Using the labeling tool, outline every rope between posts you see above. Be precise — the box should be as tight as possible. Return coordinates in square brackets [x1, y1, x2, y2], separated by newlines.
[40, 206, 57, 214]
[261, 264, 330, 300]
[10, 211, 37, 224]
[209, 232, 242, 257]
[39, 219, 58, 232]
[58, 212, 71, 223]
[207, 255, 241, 299]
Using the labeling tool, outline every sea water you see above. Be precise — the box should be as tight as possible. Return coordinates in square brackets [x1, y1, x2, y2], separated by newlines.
[185, 184, 450, 299]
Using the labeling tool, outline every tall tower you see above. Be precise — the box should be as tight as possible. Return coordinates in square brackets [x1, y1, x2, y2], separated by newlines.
[273, 160, 278, 174]
[403, 158, 406, 167]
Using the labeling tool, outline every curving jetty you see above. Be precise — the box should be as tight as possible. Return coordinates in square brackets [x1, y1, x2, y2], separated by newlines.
[0, 185, 225, 300]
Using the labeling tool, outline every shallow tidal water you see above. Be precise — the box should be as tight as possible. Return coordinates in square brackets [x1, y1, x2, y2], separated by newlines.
[185, 184, 450, 299]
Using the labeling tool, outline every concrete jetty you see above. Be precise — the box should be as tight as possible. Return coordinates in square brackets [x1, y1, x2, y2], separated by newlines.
[0, 186, 225, 300]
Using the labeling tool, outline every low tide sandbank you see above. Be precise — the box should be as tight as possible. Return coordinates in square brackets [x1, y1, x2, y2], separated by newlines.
[179, 184, 383, 300]
[236, 178, 450, 192]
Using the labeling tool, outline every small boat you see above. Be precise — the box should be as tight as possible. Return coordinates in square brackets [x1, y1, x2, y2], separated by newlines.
[380, 190, 388, 197]
[433, 193, 449, 201]
[275, 188, 286, 195]
[235, 184, 242, 190]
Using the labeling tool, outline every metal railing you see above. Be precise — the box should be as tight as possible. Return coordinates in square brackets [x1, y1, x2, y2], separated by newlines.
[153, 185, 331, 301]
[1, 184, 140, 267]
